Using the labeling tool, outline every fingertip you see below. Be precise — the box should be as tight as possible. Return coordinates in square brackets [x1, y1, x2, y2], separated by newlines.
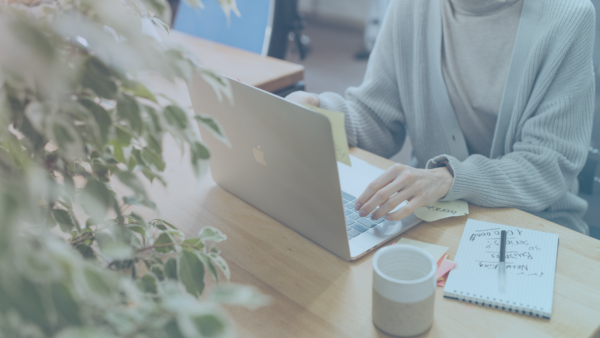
[354, 202, 362, 211]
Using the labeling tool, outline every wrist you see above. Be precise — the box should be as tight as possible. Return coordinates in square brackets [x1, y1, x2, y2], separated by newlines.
[309, 93, 320, 107]
[431, 167, 454, 197]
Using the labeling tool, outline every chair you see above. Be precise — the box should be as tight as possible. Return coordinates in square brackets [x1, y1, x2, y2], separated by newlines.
[173, 0, 274, 56]
[170, 0, 307, 96]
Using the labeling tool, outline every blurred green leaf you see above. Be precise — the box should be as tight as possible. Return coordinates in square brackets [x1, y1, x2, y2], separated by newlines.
[146, 133, 163, 155]
[51, 209, 77, 232]
[53, 120, 84, 158]
[164, 257, 177, 280]
[208, 252, 230, 281]
[192, 142, 210, 160]
[198, 252, 218, 283]
[63, 173, 76, 198]
[142, 147, 165, 171]
[79, 99, 111, 144]
[122, 80, 157, 103]
[96, 232, 133, 260]
[192, 314, 225, 338]
[76, 244, 96, 260]
[194, 114, 230, 147]
[80, 179, 113, 220]
[164, 319, 186, 338]
[198, 227, 226, 244]
[132, 148, 145, 167]
[154, 232, 175, 253]
[190, 142, 210, 178]
[24, 101, 46, 134]
[141, 167, 166, 185]
[151, 17, 170, 34]
[128, 224, 146, 239]
[200, 69, 233, 104]
[164, 229, 185, 241]
[81, 57, 117, 100]
[165, 49, 193, 81]
[137, 273, 158, 294]
[54, 328, 113, 338]
[151, 264, 165, 281]
[122, 194, 157, 209]
[91, 160, 110, 182]
[151, 219, 177, 230]
[178, 250, 205, 297]
[164, 105, 188, 129]
[111, 140, 126, 163]
[146, 0, 169, 20]
[116, 171, 146, 197]
[115, 125, 133, 146]
[12, 20, 55, 61]
[143, 104, 162, 134]
[127, 155, 137, 170]
[117, 95, 142, 134]
[182, 238, 204, 251]
[52, 283, 82, 325]
[19, 114, 46, 152]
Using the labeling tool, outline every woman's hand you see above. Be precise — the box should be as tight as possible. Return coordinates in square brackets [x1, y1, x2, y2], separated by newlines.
[285, 91, 320, 107]
[354, 164, 454, 221]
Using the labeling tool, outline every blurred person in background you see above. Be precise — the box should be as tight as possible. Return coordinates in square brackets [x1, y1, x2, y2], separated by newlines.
[286, 0, 596, 234]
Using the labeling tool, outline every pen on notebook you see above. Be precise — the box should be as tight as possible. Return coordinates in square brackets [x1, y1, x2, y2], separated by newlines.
[498, 230, 507, 293]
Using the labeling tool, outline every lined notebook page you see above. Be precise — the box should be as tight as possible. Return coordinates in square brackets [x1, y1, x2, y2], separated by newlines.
[444, 219, 559, 319]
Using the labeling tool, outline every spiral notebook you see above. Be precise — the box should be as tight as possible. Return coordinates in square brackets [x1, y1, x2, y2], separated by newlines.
[444, 219, 559, 319]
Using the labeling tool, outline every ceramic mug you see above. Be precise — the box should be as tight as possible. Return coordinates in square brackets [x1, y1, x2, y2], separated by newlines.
[372, 244, 437, 337]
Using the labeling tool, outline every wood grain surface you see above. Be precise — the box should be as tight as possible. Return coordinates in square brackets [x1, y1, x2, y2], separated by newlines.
[139, 44, 600, 337]
[164, 30, 304, 93]
[128, 140, 600, 338]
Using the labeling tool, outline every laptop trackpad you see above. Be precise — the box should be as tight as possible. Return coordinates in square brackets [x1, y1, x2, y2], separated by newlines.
[349, 214, 421, 258]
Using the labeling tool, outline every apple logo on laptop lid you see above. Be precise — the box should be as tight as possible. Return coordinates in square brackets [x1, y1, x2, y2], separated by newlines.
[253, 146, 267, 166]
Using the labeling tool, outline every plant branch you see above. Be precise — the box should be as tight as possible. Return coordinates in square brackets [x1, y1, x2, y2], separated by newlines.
[70, 231, 93, 247]
[135, 242, 175, 253]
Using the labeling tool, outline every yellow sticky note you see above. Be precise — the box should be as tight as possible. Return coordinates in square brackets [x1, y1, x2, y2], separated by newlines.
[396, 238, 449, 264]
[305, 105, 351, 166]
[414, 200, 469, 222]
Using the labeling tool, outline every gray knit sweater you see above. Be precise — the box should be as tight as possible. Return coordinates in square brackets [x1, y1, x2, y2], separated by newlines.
[317, 0, 595, 233]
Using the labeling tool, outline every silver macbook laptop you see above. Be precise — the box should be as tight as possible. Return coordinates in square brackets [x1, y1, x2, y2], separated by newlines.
[188, 73, 422, 261]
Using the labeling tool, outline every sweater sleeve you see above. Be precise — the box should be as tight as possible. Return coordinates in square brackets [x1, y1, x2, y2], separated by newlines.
[427, 4, 596, 213]
[317, 0, 407, 159]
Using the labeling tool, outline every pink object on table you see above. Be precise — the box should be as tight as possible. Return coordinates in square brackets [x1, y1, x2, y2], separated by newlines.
[436, 254, 446, 268]
[435, 259, 457, 287]
[436, 259, 457, 280]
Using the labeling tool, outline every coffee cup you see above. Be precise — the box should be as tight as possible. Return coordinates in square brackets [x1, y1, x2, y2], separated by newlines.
[372, 244, 436, 337]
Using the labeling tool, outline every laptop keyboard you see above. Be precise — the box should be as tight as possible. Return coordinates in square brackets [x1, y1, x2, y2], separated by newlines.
[342, 191, 385, 240]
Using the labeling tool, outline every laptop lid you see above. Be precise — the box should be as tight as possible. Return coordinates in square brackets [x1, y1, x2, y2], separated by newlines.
[189, 73, 352, 261]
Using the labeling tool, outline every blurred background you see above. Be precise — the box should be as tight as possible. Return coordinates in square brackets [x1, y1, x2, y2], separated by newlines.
[169, 0, 600, 239]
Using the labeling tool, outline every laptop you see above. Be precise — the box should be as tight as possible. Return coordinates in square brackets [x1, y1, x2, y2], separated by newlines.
[188, 73, 422, 261]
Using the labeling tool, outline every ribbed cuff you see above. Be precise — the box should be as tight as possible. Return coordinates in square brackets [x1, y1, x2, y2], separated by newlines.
[426, 154, 472, 202]
[317, 92, 345, 112]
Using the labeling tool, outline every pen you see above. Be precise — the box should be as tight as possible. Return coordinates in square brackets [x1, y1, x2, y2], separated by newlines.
[499, 230, 507, 293]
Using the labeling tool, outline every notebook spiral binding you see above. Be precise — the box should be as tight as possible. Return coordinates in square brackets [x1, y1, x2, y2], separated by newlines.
[443, 291, 550, 319]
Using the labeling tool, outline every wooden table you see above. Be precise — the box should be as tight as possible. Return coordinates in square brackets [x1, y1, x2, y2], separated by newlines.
[143, 144, 600, 338]
[144, 34, 600, 337]
[165, 30, 304, 93]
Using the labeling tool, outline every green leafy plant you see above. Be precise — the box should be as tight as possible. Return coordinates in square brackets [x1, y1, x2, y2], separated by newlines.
[0, 0, 266, 337]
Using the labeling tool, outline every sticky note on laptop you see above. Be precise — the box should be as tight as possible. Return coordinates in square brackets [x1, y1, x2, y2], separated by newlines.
[305, 105, 351, 166]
